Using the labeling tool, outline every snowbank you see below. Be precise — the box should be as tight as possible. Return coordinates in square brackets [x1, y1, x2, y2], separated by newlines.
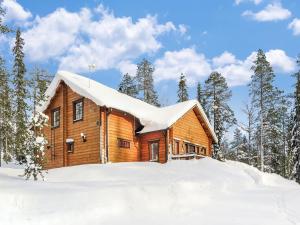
[0, 158, 299, 225]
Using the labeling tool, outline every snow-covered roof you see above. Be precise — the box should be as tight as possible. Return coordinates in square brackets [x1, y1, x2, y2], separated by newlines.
[39, 71, 217, 143]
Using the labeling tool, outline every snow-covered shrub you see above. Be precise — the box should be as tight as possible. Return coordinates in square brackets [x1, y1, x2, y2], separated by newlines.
[23, 112, 48, 181]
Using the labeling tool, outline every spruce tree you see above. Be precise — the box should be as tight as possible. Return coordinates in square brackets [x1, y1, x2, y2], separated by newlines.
[279, 95, 291, 178]
[118, 73, 138, 97]
[24, 68, 50, 180]
[204, 71, 236, 160]
[291, 56, 300, 183]
[231, 128, 243, 156]
[286, 111, 295, 178]
[197, 82, 208, 115]
[12, 28, 28, 163]
[249, 49, 276, 172]
[263, 88, 287, 173]
[177, 73, 189, 102]
[0, 57, 13, 165]
[136, 59, 160, 106]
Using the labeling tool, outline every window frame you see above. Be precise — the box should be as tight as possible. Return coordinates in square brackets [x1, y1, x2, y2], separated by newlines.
[200, 147, 207, 155]
[51, 107, 60, 129]
[73, 98, 84, 122]
[118, 138, 131, 149]
[67, 142, 74, 153]
[185, 142, 196, 154]
[173, 140, 180, 155]
[149, 140, 159, 162]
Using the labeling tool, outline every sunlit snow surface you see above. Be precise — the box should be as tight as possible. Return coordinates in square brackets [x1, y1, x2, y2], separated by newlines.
[0, 158, 300, 225]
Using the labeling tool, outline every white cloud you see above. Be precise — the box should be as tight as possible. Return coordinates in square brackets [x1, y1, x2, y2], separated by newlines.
[235, 0, 262, 5]
[178, 24, 188, 35]
[153, 48, 212, 85]
[212, 51, 237, 67]
[21, 5, 181, 73]
[242, 3, 291, 22]
[152, 49, 295, 87]
[23, 8, 90, 62]
[265, 49, 296, 73]
[1, 0, 32, 22]
[288, 18, 300, 36]
[118, 60, 137, 76]
[214, 52, 256, 87]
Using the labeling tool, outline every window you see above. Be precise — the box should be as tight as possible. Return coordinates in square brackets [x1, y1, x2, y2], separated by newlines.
[189, 145, 195, 153]
[149, 141, 159, 161]
[118, 138, 130, 148]
[185, 143, 189, 153]
[200, 147, 207, 155]
[185, 143, 195, 153]
[51, 108, 60, 128]
[73, 99, 84, 122]
[173, 140, 179, 155]
[67, 142, 74, 153]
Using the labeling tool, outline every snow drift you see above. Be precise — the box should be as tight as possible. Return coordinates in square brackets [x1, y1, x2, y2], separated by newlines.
[0, 158, 300, 225]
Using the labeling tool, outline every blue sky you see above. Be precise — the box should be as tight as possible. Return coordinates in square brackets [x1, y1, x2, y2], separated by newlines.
[1, 0, 300, 133]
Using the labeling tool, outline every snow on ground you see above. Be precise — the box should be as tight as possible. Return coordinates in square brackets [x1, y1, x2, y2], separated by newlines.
[0, 158, 300, 225]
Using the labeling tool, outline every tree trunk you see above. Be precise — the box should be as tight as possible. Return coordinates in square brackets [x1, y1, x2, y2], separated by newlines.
[260, 75, 264, 172]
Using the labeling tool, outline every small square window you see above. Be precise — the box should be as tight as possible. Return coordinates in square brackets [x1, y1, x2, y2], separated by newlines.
[67, 142, 74, 153]
[51, 108, 60, 128]
[73, 99, 84, 122]
[118, 138, 130, 148]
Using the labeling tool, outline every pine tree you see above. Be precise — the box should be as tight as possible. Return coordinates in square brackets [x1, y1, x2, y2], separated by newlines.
[197, 82, 208, 115]
[249, 49, 276, 172]
[12, 28, 28, 163]
[136, 59, 160, 106]
[291, 56, 300, 183]
[204, 72, 236, 160]
[23, 68, 50, 180]
[118, 73, 138, 97]
[177, 74, 189, 102]
[0, 57, 13, 165]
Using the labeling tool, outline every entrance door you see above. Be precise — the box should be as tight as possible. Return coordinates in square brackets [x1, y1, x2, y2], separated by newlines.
[149, 141, 159, 162]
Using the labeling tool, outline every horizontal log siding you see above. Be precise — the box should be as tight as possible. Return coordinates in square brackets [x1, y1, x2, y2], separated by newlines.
[65, 88, 100, 166]
[44, 84, 64, 169]
[107, 109, 140, 162]
[139, 131, 167, 163]
[171, 108, 212, 156]
[43, 83, 213, 169]
[44, 84, 101, 169]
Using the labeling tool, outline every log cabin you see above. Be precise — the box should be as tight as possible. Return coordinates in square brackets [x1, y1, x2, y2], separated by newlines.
[40, 71, 217, 169]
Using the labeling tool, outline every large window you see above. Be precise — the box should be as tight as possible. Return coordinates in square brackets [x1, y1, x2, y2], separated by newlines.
[51, 108, 60, 128]
[149, 141, 159, 161]
[73, 98, 84, 122]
